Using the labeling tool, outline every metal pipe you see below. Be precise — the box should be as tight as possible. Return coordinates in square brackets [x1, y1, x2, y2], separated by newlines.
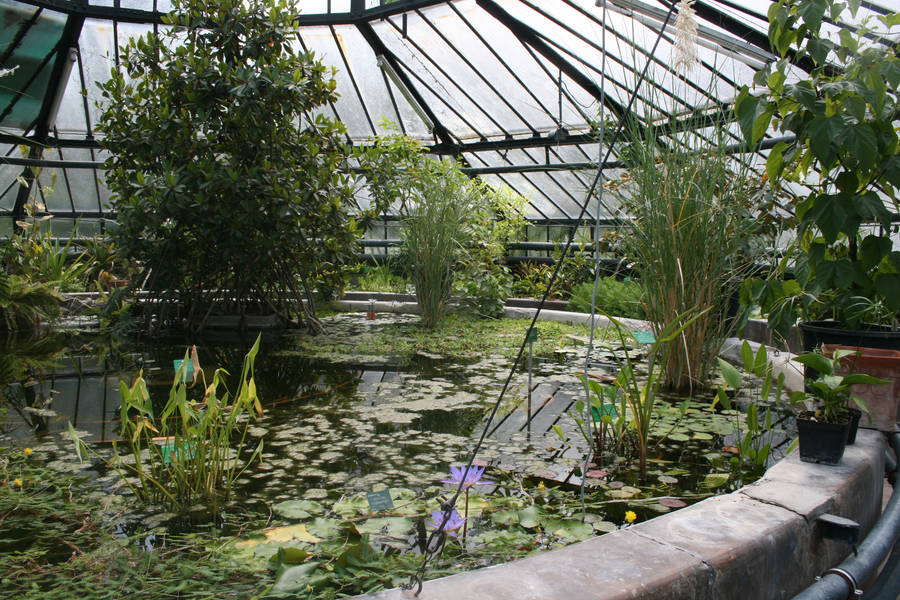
[792, 432, 900, 599]
[866, 538, 900, 598]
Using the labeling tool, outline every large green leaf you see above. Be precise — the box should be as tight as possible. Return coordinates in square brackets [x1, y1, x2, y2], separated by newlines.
[807, 117, 844, 166]
[793, 352, 833, 375]
[718, 358, 743, 389]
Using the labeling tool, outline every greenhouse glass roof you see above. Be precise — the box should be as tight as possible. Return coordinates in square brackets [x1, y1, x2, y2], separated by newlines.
[0, 0, 896, 234]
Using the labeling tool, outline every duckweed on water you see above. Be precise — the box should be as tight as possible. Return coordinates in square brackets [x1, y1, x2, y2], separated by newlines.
[281, 312, 604, 364]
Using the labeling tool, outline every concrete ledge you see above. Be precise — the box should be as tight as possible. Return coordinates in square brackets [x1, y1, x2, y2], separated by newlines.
[355, 430, 885, 600]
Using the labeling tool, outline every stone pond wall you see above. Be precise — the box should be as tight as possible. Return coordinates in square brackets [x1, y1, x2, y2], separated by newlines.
[335, 301, 887, 599]
[355, 430, 885, 600]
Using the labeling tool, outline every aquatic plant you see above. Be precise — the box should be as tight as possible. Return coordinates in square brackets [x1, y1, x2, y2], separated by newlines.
[597, 311, 705, 478]
[426, 509, 467, 539]
[441, 464, 491, 542]
[715, 341, 789, 479]
[70, 336, 265, 509]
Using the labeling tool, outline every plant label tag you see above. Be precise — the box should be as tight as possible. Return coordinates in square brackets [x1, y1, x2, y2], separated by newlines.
[591, 404, 617, 422]
[632, 331, 655, 345]
[526, 328, 539, 344]
[173, 359, 194, 382]
[366, 489, 394, 512]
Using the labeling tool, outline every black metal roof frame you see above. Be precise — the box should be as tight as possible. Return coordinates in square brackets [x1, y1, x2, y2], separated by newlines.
[0, 0, 894, 226]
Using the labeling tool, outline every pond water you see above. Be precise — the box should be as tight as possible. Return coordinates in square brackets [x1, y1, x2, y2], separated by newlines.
[1, 313, 791, 538]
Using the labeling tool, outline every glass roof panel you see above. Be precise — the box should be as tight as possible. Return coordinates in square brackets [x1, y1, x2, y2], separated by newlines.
[0, 1, 68, 130]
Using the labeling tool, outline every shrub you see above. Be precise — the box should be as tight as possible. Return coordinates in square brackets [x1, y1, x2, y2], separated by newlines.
[98, 0, 361, 333]
[567, 277, 645, 319]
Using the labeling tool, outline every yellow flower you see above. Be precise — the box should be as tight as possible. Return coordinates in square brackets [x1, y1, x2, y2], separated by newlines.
[12, 478, 22, 487]
[23, 448, 33, 457]
[537, 481, 545, 491]
[624, 510, 637, 524]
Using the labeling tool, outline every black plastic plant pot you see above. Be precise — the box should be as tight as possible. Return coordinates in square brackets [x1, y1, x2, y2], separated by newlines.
[797, 415, 850, 465]
[799, 320, 900, 351]
[846, 408, 861, 445]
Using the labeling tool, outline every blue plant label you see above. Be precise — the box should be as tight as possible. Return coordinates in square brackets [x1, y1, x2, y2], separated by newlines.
[591, 404, 617, 422]
[526, 328, 539, 343]
[173, 358, 194, 382]
[632, 331, 655, 345]
[366, 489, 394, 512]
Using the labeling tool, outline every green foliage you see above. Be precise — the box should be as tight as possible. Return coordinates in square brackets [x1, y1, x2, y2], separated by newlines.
[593, 311, 705, 478]
[0, 446, 270, 599]
[355, 263, 410, 294]
[357, 131, 526, 326]
[714, 341, 785, 471]
[0, 273, 62, 332]
[97, 0, 360, 331]
[567, 277, 645, 319]
[790, 347, 887, 422]
[614, 112, 761, 391]
[512, 243, 594, 302]
[736, 0, 900, 335]
[70, 337, 265, 510]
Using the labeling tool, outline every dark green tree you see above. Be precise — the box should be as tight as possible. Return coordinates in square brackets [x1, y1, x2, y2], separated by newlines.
[98, 0, 357, 333]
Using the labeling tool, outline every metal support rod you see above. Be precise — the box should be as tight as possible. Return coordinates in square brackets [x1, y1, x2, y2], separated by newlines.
[526, 339, 533, 439]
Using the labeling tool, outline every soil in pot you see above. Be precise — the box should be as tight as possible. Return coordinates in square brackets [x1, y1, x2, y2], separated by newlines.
[796, 411, 850, 465]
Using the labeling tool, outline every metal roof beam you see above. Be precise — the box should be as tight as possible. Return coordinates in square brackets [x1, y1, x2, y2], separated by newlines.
[355, 20, 455, 148]
[11, 0, 165, 24]
[475, 0, 643, 144]
[12, 10, 84, 228]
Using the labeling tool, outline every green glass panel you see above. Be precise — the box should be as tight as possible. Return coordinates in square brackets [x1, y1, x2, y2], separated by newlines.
[0, 2, 68, 129]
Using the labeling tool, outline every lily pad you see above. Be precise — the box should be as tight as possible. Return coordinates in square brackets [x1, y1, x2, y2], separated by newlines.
[356, 517, 414, 538]
[659, 498, 687, 509]
[517, 505, 541, 528]
[237, 524, 320, 549]
[701, 473, 731, 489]
[607, 485, 641, 499]
[273, 500, 325, 520]
[592, 520, 618, 533]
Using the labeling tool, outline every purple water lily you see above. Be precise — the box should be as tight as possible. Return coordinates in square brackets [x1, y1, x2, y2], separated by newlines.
[425, 509, 467, 539]
[441, 464, 491, 489]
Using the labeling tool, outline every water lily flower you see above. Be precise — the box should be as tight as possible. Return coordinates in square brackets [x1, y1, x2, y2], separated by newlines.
[23, 448, 33, 457]
[625, 510, 637, 524]
[425, 509, 467, 539]
[441, 465, 491, 489]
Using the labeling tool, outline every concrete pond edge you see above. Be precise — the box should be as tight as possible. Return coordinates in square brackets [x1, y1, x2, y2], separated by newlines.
[332, 301, 887, 599]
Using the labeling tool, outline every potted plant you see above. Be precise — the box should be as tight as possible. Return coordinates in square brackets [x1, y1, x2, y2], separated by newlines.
[736, 0, 900, 351]
[790, 349, 884, 464]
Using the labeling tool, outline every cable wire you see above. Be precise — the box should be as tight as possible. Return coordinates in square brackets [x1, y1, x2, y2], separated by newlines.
[402, 3, 678, 595]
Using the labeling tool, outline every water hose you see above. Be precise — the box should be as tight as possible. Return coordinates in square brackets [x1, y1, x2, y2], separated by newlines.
[792, 432, 900, 599]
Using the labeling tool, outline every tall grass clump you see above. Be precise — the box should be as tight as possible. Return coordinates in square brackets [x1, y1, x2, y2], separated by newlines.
[613, 114, 759, 391]
[358, 127, 525, 327]
[71, 336, 264, 510]
[403, 160, 478, 328]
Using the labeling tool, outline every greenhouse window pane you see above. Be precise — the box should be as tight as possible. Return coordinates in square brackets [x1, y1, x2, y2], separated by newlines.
[0, 2, 68, 130]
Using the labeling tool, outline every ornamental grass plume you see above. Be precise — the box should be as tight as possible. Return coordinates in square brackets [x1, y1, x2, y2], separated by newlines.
[673, 0, 699, 73]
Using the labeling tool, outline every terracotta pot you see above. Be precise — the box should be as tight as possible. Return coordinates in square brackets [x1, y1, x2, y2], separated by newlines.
[825, 344, 900, 433]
